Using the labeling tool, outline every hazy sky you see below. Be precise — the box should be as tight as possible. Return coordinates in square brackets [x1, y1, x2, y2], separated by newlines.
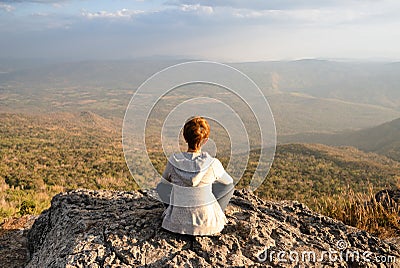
[1, 0, 399, 61]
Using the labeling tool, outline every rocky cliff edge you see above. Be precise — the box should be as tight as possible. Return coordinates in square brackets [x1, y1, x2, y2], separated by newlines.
[26, 188, 400, 267]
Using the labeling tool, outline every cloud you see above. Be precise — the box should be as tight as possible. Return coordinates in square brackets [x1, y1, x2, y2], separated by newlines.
[165, 0, 354, 11]
[81, 8, 144, 19]
[180, 4, 213, 15]
[0, 3, 14, 12]
[231, 8, 370, 25]
[1, 0, 400, 61]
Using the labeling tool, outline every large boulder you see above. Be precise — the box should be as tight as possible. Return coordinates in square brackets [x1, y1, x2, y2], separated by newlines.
[26, 188, 400, 267]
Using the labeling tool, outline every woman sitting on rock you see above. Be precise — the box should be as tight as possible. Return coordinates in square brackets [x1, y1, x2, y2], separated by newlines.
[156, 116, 235, 236]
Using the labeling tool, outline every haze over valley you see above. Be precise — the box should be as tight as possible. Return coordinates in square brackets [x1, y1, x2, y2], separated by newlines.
[1, 59, 400, 136]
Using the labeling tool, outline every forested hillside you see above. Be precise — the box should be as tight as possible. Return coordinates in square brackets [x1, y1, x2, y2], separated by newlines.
[281, 117, 400, 161]
[1, 112, 398, 238]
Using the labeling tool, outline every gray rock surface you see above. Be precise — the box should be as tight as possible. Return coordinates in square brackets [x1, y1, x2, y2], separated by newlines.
[26, 188, 400, 267]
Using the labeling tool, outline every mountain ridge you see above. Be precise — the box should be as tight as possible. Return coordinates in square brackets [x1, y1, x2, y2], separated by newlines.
[280, 117, 400, 161]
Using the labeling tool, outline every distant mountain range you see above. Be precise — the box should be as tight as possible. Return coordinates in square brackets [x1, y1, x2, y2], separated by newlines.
[233, 60, 400, 110]
[280, 117, 400, 161]
[2, 59, 400, 109]
[268, 92, 399, 135]
[1, 59, 400, 135]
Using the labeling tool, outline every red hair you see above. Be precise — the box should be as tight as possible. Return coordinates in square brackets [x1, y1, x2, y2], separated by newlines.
[183, 116, 210, 151]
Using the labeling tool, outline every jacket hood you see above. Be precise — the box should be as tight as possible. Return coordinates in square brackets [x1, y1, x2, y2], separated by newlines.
[168, 151, 214, 187]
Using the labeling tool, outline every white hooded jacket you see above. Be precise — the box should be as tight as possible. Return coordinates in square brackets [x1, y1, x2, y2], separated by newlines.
[160, 151, 233, 235]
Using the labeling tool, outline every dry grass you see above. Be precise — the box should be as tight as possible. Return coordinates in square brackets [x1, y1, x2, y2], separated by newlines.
[310, 185, 400, 239]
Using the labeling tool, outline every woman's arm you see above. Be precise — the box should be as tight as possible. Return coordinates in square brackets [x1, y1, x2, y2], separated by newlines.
[156, 158, 173, 206]
[212, 158, 234, 185]
[162, 159, 173, 182]
[211, 158, 234, 210]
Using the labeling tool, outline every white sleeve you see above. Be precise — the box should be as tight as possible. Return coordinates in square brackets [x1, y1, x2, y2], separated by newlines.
[212, 158, 234, 185]
[162, 157, 174, 182]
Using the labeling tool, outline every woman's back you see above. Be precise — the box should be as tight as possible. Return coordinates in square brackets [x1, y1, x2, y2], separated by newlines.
[158, 116, 234, 236]
[160, 151, 233, 235]
[165, 151, 227, 187]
